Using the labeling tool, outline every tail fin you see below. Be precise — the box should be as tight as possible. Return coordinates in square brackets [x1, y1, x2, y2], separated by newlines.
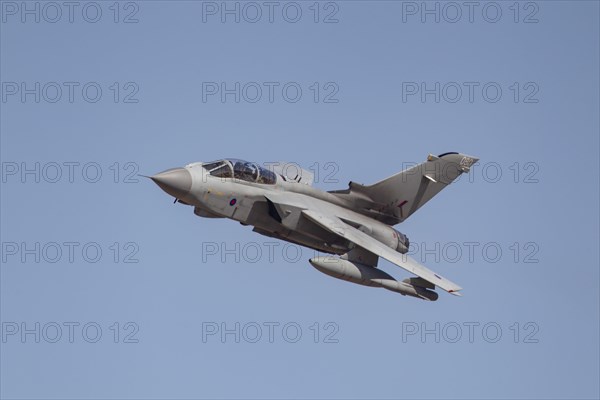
[330, 152, 478, 224]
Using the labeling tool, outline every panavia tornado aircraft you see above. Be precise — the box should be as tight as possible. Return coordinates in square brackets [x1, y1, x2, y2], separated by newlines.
[150, 152, 478, 301]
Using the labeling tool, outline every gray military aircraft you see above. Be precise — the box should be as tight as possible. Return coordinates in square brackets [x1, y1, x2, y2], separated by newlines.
[150, 152, 478, 301]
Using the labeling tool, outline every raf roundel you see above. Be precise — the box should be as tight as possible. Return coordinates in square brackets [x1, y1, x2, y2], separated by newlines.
[229, 198, 237, 206]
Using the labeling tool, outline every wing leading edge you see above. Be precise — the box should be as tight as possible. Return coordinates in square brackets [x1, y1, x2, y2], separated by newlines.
[302, 209, 462, 295]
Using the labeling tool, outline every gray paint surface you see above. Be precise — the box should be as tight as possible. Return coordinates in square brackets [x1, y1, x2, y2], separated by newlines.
[152, 153, 478, 300]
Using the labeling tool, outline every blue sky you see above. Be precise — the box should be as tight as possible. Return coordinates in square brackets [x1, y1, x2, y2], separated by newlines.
[1, 1, 599, 399]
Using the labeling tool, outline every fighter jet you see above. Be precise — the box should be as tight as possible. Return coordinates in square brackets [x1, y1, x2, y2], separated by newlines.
[150, 152, 478, 301]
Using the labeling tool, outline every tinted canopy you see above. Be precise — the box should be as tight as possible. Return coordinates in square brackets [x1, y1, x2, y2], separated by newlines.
[202, 159, 277, 185]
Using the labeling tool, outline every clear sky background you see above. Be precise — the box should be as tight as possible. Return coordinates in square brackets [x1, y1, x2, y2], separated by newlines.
[1, 1, 599, 399]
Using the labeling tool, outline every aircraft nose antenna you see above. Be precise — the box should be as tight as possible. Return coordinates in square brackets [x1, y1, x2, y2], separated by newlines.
[150, 168, 192, 200]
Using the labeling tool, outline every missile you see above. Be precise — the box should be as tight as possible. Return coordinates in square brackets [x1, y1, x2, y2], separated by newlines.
[309, 256, 438, 301]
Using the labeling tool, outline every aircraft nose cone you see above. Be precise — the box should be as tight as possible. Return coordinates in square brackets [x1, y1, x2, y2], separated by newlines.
[150, 168, 192, 199]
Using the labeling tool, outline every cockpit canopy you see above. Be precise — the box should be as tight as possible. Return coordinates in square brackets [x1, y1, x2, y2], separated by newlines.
[202, 159, 277, 185]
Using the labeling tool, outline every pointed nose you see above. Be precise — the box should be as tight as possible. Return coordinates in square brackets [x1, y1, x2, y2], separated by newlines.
[150, 168, 192, 199]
